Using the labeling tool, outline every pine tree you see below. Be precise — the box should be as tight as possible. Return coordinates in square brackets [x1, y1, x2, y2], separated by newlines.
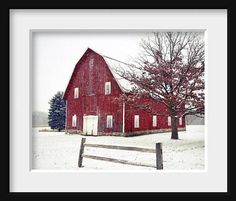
[48, 91, 66, 131]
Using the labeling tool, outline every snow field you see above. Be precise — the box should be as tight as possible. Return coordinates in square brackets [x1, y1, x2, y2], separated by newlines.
[32, 125, 205, 170]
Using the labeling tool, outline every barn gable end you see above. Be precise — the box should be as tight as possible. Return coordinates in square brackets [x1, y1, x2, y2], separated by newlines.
[63, 48, 132, 100]
[64, 48, 124, 135]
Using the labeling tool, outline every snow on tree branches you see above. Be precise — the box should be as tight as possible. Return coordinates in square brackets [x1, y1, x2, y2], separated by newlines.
[115, 32, 205, 139]
[48, 91, 66, 131]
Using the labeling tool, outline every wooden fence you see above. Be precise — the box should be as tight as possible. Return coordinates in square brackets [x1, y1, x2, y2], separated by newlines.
[78, 138, 163, 169]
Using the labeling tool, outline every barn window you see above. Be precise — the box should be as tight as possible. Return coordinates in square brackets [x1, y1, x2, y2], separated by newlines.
[179, 117, 183, 126]
[152, 115, 157, 127]
[74, 87, 79, 98]
[105, 82, 111, 95]
[72, 114, 77, 127]
[134, 115, 139, 128]
[106, 115, 113, 128]
[168, 116, 171, 126]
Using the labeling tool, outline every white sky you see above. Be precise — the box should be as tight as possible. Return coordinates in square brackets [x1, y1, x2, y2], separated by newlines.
[32, 31, 149, 113]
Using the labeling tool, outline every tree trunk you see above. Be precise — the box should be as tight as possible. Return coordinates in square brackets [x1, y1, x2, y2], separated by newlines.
[171, 115, 179, 139]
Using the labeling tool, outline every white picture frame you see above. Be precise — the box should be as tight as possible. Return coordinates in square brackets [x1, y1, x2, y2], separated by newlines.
[10, 9, 227, 192]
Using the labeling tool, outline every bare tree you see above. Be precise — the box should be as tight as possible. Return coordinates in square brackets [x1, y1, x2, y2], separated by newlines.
[115, 32, 204, 139]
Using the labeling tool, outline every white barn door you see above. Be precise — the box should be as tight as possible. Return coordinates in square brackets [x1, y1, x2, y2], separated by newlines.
[83, 115, 98, 135]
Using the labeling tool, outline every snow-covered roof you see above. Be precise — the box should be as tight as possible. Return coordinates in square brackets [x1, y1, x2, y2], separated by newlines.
[103, 56, 134, 93]
[64, 48, 135, 100]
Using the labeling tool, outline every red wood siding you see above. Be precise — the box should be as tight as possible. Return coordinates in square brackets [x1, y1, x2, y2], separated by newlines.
[65, 49, 123, 133]
[64, 48, 186, 135]
[124, 97, 185, 135]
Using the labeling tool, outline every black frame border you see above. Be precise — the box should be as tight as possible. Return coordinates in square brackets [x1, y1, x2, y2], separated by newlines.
[1, 1, 232, 199]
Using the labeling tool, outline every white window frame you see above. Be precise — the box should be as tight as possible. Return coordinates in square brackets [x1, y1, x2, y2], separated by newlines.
[152, 115, 157, 127]
[105, 82, 111, 95]
[74, 87, 79, 99]
[134, 115, 139, 128]
[168, 116, 171, 126]
[179, 117, 183, 126]
[106, 115, 113, 128]
[72, 114, 77, 127]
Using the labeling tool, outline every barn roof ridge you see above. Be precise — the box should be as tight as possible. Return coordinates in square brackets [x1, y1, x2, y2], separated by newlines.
[87, 48, 134, 92]
[102, 55, 134, 93]
[63, 47, 134, 99]
[102, 55, 130, 66]
[87, 47, 131, 66]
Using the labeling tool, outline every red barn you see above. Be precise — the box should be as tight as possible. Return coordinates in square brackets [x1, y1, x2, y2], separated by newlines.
[63, 48, 186, 136]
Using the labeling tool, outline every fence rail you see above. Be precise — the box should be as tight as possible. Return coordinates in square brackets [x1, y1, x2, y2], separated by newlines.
[78, 138, 163, 169]
[84, 143, 156, 153]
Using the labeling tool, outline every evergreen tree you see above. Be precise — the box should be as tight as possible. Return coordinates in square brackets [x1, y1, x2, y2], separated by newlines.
[48, 91, 66, 131]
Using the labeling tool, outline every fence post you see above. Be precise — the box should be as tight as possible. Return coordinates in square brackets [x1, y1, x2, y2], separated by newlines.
[78, 138, 86, 167]
[156, 143, 163, 169]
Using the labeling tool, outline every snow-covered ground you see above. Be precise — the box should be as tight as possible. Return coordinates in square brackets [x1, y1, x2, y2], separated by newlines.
[32, 125, 205, 170]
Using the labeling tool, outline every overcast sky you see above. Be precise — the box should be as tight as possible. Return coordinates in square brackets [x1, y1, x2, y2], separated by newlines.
[32, 31, 150, 113]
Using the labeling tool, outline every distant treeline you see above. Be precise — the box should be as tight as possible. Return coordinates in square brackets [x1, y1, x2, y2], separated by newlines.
[32, 111, 48, 127]
[32, 111, 204, 127]
[185, 115, 204, 125]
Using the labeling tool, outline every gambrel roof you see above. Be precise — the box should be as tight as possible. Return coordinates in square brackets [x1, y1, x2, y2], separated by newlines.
[63, 48, 134, 99]
[103, 55, 133, 93]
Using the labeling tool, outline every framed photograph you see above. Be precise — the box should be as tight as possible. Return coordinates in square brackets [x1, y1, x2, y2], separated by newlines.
[9, 9, 228, 193]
